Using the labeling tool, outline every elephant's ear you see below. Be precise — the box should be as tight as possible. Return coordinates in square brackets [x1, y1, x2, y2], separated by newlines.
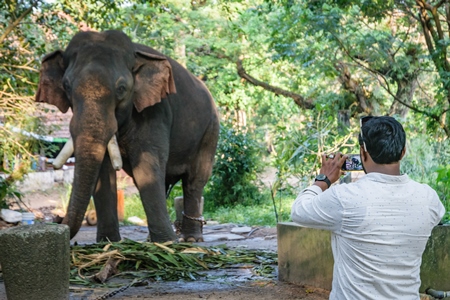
[35, 50, 70, 113]
[133, 51, 176, 113]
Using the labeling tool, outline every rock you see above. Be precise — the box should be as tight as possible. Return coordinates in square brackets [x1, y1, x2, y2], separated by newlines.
[231, 226, 252, 234]
[127, 216, 147, 226]
[50, 208, 65, 223]
[51, 208, 65, 217]
[0, 220, 14, 230]
[0, 209, 22, 223]
[203, 233, 246, 242]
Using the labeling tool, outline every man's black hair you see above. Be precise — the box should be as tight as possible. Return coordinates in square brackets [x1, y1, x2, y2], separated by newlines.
[359, 116, 406, 164]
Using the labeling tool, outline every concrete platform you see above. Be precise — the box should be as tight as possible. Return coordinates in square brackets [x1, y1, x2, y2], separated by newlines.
[277, 222, 450, 292]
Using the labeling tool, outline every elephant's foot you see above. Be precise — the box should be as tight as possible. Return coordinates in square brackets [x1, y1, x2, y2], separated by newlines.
[178, 235, 204, 243]
[178, 214, 206, 243]
[97, 233, 121, 243]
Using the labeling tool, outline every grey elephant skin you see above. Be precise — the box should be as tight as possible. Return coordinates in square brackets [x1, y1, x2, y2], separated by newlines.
[35, 30, 220, 243]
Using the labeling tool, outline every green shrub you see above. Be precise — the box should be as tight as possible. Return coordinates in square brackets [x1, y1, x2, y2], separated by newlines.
[400, 135, 450, 222]
[165, 182, 182, 221]
[123, 193, 147, 223]
[271, 112, 355, 196]
[204, 121, 265, 210]
[0, 176, 22, 209]
[433, 165, 450, 223]
[204, 190, 294, 226]
[400, 135, 440, 182]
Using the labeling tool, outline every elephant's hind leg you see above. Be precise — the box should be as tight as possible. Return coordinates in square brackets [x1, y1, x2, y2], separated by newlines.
[179, 120, 219, 243]
[178, 179, 207, 243]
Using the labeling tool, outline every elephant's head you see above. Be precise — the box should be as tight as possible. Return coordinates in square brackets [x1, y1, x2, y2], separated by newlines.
[35, 30, 176, 238]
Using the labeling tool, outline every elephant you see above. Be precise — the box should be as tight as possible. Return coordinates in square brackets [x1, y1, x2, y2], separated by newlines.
[35, 30, 220, 243]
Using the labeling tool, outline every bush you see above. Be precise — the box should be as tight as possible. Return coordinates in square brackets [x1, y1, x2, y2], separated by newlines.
[204, 121, 265, 210]
[0, 177, 22, 209]
[400, 135, 450, 222]
[434, 165, 450, 222]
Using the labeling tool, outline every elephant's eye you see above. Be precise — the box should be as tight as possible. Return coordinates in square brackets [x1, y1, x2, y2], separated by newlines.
[115, 76, 130, 101]
[116, 85, 127, 100]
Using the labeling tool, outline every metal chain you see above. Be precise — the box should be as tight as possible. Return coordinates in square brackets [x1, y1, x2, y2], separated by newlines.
[93, 279, 145, 300]
[182, 211, 207, 225]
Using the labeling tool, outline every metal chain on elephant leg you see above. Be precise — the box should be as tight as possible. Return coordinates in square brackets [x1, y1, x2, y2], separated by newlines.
[93, 278, 146, 300]
[174, 219, 182, 235]
[182, 211, 207, 228]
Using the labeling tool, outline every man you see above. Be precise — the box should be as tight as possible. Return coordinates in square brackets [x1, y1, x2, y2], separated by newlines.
[291, 116, 445, 300]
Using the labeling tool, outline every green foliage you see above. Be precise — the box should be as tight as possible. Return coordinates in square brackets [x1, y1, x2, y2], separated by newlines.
[0, 176, 22, 209]
[165, 182, 183, 221]
[204, 121, 265, 209]
[271, 110, 356, 193]
[399, 134, 450, 221]
[123, 194, 147, 223]
[3, 0, 450, 223]
[205, 190, 294, 226]
[400, 135, 441, 182]
[265, 1, 449, 135]
[434, 165, 450, 222]
[0, 0, 65, 180]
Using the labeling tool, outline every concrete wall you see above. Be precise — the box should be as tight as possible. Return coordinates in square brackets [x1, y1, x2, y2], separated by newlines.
[277, 222, 450, 292]
[15, 167, 74, 192]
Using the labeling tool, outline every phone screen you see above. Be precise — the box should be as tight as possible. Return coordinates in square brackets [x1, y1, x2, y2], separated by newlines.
[341, 154, 363, 171]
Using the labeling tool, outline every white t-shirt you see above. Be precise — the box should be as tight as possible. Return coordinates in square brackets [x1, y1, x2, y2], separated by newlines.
[291, 172, 445, 300]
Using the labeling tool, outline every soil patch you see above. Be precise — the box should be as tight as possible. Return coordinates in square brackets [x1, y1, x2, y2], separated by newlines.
[73, 280, 330, 300]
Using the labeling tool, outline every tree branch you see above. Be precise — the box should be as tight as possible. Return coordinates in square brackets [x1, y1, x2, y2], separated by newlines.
[2, 64, 39, 72]
[434, 0, 447, 9]
[236, 58, 314, 109]
[0, 4, 37, 46]
[334, 61, 373, 114]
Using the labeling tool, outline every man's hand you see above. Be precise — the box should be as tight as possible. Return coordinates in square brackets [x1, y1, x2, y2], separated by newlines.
[314, 152, 347, 191]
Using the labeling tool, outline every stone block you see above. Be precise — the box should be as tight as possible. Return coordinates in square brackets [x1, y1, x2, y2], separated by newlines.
[277, 222, 450, 293]
[15, 168, 74, 192]
[420, 224, 450, 291]
[174, 196, 204, 224]
[277, 222, 333, 290]
[0, 224, 70, 300]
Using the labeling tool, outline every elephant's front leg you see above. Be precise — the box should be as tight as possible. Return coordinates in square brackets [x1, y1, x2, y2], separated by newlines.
[133, 157, 177, 242]
[93, 153, 121, 242]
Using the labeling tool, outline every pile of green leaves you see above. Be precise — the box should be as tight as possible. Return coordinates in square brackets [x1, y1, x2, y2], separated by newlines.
[70, 239, 277, 287]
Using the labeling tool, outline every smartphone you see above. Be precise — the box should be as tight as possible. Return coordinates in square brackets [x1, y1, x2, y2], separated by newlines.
[341, 154, 363, 171]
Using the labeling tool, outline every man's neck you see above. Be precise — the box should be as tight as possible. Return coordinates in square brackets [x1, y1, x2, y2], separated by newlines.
[367, 163, 401, 176]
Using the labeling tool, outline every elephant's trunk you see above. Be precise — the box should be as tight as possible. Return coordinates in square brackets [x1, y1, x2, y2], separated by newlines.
[62, 136, 107, 239]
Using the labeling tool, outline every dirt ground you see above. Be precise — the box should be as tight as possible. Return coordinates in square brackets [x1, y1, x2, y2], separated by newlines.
[82, 281, 331, 300]
[0, 184, 331, 300]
